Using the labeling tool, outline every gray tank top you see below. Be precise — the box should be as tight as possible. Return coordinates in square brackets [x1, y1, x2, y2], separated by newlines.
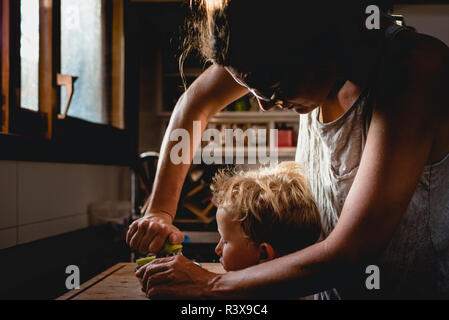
[295, 26, 449, 299]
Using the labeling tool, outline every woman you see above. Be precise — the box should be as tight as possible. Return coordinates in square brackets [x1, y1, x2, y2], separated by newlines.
[126, 0, 449, 299]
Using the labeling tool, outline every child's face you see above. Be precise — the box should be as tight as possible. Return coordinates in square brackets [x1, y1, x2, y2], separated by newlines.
[215, 207, 260, 271]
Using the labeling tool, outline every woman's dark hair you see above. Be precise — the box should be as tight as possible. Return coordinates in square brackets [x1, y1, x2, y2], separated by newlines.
[181, 0, 382, 79]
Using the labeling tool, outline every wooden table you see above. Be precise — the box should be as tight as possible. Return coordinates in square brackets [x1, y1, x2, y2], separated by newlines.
[57, 262, 226, 300]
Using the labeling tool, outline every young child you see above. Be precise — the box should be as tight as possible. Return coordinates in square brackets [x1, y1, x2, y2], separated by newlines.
[211, 161, 323, 272]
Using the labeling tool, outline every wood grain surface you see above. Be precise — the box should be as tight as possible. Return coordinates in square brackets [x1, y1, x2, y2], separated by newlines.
[57, 262, 226, 300]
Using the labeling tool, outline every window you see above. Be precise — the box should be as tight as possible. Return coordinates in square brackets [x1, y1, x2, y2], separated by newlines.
[60, 0, 108, 125]
[1, 0, 135, 165]
[20, 0, 39, 112]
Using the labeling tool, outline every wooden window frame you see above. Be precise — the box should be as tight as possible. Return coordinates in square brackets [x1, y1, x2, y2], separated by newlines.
[0, 0, 138, 166]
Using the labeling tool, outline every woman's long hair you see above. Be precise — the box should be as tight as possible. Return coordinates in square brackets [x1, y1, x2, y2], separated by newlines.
[180, 0, 377, 76]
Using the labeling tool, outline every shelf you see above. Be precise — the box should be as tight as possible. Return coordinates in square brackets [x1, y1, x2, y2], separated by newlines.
[158, 111, 300, 123]
[212, 111, 299, 122]
[131, 0, 185, 3]
[182, 231, 220, 244]
[158, 112, 175, 118]
[277, 147, 297, 158]
[164, 67, 204, 78]
[193, 147, 297, 159]
[164, 72, 202, 78]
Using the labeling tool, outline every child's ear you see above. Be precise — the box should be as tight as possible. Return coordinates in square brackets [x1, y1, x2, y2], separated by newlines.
[258, 243, 278, 263]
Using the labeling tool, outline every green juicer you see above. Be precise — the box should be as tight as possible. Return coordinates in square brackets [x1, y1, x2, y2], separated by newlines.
[135, 243, 184, 271]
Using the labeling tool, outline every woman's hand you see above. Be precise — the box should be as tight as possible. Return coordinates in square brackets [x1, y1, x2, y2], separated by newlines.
[136, 255, 220, 299]
[126, 212, 184, 255]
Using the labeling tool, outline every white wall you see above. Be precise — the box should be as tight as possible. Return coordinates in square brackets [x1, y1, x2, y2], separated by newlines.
[0, 161, 131, 249]
[393, 4, 449, 46]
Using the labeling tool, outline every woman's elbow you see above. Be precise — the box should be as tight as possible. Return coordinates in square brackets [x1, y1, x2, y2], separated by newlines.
[174, 87, 221, 122]
[323, 235, 383, 273]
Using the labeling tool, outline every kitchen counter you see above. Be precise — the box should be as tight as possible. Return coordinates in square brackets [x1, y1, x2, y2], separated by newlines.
[57, 262, 225, 300]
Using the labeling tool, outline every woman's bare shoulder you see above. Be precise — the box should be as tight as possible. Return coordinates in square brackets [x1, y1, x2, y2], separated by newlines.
[390, 30, 449, 79]
[376, 30, 449, 164]
[376, 29, 449, 104]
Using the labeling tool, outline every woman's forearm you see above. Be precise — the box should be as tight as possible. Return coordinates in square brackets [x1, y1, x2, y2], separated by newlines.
[208, 240, 355, 299]
[147, 94, 211, 217]
[147, 65, 248, 218]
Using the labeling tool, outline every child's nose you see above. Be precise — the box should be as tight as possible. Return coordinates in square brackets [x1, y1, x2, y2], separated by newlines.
[215, 241, 223, 257]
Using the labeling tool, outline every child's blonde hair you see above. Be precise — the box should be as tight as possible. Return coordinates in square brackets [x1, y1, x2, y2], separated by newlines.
[211, 162, 323, 256]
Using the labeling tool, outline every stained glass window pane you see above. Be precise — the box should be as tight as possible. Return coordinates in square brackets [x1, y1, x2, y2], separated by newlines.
[60, 0, 107, 124]
[20, 0, 40, 111]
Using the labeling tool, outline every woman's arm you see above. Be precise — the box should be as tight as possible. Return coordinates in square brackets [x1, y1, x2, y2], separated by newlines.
[127, 64, 248, 254]
[137, 39, 448, 299]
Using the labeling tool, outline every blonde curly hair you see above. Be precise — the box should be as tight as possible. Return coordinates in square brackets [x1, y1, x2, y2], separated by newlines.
[211, 162, 323, 256]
